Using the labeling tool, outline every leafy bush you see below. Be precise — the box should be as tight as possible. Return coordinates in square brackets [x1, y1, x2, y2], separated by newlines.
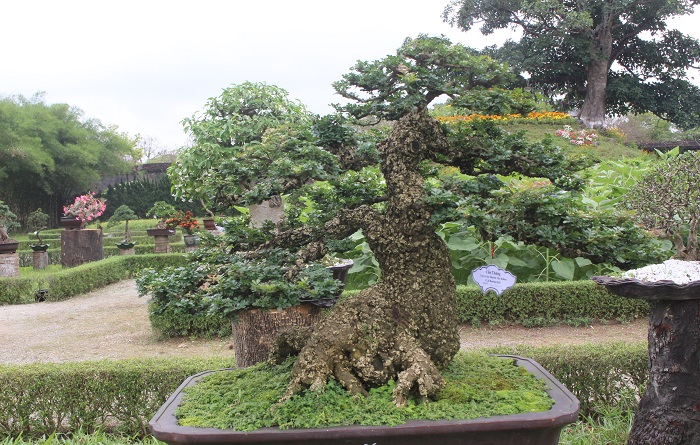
[145, 278, 647, 339]
[0, 357, 237, 438]
[0, 343, 646, 438]
[455, 280, 649, 325]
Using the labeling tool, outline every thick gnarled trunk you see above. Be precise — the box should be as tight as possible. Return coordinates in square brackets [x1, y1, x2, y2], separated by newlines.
[579, 18, 613, 129]
[271, 109, 460, 405]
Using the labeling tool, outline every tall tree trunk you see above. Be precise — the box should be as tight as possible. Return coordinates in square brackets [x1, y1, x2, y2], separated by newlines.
[579, 58, 609, 128]
[579, 18, 614, 128]
[270, 108, 460, 406]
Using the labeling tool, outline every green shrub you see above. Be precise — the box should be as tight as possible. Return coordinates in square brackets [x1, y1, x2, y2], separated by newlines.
[0, 278, 36, 304]
[0, 357, 237, 438]
[145, 279, 647, 339]
[0, 343, 647, 439]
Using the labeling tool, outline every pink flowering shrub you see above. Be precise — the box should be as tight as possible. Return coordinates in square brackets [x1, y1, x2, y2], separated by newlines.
[63, 192, 107, 221]
[555, 125, 598, 145]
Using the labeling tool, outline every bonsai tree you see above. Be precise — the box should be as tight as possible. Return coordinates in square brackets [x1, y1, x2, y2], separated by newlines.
[108, 205, 138, 245]
[146, 201, 177, 228]
[150, 35, 664, 406]
[0, 200, 19, 243]
[63, 192, 106, 222]
[165, 211, 200, 235]
[26, 208, 50, 247]
[625, 149, 700, 261]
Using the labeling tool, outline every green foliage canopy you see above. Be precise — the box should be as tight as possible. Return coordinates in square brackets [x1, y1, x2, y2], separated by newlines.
[169, 82, 324, 211]
[333, 35, 514, 122]
[444, 0, 700, 129]
[0, 93, 138, 224]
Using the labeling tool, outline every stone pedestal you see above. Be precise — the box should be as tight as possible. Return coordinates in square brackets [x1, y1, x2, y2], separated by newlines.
[32, 251, 49, 270]
[61, 229, 104, 267]
[0, 253, 20, 277]
[154, 236, 170, 254]
[118, 248, 135, 255]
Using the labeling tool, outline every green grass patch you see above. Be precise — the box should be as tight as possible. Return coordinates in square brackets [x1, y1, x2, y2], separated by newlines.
[177, 352, 553, 431]
[504, 122, 643, 161]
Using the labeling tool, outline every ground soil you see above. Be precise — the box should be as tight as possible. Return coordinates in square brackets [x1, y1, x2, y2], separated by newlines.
[0, 279, 648, 364]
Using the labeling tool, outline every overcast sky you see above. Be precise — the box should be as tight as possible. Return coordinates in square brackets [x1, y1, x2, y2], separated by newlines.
[3, 1, 699, 152]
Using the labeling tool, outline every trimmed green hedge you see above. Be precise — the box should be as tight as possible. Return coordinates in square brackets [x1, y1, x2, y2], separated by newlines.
[455, 280, 649, 325]
[17, 243, 188, 267]
[0, 357, 237, 438]
[148, 280, 648, 339]
[0, 254, 189, 305]
[0, 343, 647, 439]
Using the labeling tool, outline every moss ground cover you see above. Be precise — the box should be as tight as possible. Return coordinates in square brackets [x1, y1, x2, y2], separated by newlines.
[176, 352, 552, 431]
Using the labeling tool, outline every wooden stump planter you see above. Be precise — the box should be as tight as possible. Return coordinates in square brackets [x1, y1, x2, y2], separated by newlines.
[232, 304, 322, 368]
[232, 260, 355, 367]
[61, 229, 103, 267]
[149, 355, 580, 445]
[592, 276, 700, 445]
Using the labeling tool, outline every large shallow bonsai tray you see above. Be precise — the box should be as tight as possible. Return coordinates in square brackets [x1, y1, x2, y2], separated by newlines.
[149, 355, 579, 445]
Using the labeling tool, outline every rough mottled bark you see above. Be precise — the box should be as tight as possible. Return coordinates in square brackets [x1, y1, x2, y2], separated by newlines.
[61, 229, 103, 267]
[628, 299, 700, 445]
[271, 108, 460, 406]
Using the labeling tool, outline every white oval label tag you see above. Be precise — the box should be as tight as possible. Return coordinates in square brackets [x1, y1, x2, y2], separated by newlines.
[471, 264, 517, 295]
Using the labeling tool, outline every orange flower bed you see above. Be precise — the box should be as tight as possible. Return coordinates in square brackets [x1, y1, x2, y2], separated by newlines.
[436, 111, 571, 123]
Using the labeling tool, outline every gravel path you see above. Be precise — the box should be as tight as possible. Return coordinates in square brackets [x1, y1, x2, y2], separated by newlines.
[0, 280, 647, 364]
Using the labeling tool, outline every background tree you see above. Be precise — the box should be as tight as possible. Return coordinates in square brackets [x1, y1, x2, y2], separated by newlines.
[0, 93, 138, 225]
[443, 0, 700, 129]
[162, 36, 663, 405]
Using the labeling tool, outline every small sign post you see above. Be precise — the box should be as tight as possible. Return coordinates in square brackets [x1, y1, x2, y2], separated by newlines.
[471, 264, 517, 295]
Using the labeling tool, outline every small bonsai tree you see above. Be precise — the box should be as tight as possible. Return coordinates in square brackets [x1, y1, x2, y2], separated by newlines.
[165, 210, 199, 235]
[0, 201, 20, 243]
[27, 208, 50, 248]
[108, 205, 138, 244]
[146, 201, 177, 228]
[625, 149, 700, 260]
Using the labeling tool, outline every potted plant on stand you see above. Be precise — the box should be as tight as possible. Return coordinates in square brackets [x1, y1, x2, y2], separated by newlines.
[167, 211, 200, 252]
[0, 200, 21, 278]
[108, 205, 138, 255]
[146, 201, 177, 253]
[27, 208, 50, 269]
[60, 192, 106, 267]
